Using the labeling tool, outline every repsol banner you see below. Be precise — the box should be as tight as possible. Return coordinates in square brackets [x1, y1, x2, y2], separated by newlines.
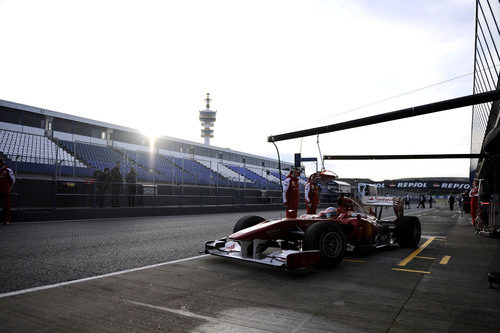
[374, 181, 470, 190]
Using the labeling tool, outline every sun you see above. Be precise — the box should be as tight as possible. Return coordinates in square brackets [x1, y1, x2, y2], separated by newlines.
[139, 125, 164, 151]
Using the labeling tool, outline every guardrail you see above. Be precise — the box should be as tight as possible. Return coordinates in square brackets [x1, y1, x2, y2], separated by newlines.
[7, 176, 340, 211]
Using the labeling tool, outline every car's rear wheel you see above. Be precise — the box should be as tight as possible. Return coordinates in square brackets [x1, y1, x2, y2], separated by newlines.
[395, 216, 421, 248]
[233, 215, 266, 233]
[303, 221, 346, 267]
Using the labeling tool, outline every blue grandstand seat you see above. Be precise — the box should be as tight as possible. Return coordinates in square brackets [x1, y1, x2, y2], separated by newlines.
[225, 165, 280, 189]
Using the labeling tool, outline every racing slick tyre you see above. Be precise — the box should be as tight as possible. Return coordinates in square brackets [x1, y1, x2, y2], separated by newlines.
[233, 215, 266, 233]
[395, 216, 421, 248]
[303, 221, 346, 267]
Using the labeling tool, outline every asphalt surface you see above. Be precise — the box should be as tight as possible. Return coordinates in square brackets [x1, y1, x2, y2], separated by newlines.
[0, 206, 417, 294]
[1, 206, 499, 332]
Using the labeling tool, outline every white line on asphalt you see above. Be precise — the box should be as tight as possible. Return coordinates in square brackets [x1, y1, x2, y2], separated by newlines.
[381, 208, 435, 221]
[126, 300, 259, 330]
[126, 300, 215, 321]
[0, 254, 208, 299]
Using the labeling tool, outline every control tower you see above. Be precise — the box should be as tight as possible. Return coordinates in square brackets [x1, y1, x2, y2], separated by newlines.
[199, 93, 217, 145]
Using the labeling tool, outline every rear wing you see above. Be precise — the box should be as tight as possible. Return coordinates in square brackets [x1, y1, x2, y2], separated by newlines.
[359, 195, 404, 219]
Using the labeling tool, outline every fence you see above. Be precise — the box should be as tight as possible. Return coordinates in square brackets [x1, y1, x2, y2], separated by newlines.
[0, 129, 284, 191]
[6, 175, 342, 212]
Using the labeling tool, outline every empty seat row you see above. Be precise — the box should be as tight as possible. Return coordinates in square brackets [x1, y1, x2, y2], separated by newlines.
[0, 130, 85, 167]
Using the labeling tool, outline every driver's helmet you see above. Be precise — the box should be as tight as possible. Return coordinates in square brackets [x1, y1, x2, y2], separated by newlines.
[324, 207, 337, 219]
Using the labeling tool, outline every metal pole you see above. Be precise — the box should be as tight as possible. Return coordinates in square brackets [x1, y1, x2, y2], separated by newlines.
[73, 140, 76, 178]
[153, 172, 156, 207]
[54, 144, 59, 178]
[268, 89, 500, 142]
[261, 166, 264, 190]
[216, 160, 219, 194]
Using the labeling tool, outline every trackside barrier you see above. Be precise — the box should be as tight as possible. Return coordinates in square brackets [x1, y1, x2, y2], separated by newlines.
[8, 177, 340, 211]
[52, 179, 283, 209]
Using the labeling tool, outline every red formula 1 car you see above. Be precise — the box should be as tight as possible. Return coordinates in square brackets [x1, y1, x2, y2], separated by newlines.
[205, 196, 421, 270]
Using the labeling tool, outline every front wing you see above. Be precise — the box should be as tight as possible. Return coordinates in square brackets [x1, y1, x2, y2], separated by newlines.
[204, 239, 320, 270]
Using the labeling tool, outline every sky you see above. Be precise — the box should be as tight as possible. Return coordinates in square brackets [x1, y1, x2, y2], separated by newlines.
[0, 0, 477, 181]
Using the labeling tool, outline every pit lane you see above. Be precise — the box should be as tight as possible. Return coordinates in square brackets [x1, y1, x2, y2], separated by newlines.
[1, 208, 499, 332]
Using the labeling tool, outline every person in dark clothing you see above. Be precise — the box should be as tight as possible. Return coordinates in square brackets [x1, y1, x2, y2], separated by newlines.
[126, 166, 137, 207]
[428, 193, 433, 208]
[421, 194, 426, 208]
[417, 195, 423, 208]
[0, 158, 15, 225]
[97, 168, 111, 207]
[404, 194, 410, 209]
[448, 193, 456, 211]
[110, 162, 123, 207]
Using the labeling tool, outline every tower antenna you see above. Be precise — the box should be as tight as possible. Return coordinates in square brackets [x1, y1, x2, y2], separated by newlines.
[199, 93, 217, 145]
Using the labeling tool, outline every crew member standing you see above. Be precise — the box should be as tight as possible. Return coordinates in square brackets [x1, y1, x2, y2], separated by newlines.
[97, 168, 111, 207]
[126, 166, 137, 207]
[469, 181, 479, 226]
[0, 158, 15, 225]
[305, 175, 319, 214]
[111, 162, 123, 207]
[283, 168, 300, 218]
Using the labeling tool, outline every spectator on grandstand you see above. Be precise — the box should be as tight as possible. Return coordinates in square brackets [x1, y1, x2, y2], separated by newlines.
[404, 193, 411, 209]
[97, 168, 111, 207]
[0, 158, 15, 225]
[447, 193, 456, 211]
[126, 167, 137, 207]
[111, 162, 123, 207]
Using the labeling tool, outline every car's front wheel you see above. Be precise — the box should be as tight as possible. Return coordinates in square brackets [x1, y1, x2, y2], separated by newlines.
[233, 215, 266, 233]
[303, 221, 346, 267]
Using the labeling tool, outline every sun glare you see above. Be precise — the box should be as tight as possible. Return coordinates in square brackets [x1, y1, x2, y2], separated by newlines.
[139, 127, 163, 152]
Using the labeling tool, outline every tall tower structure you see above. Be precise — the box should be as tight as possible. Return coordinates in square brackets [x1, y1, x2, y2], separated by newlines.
[199, 93, 217, 145]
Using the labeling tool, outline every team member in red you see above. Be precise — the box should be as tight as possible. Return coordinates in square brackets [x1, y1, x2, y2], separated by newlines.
[469, 181, 479, 226]
[305, 175, 319, 214]
[283, 168, 300, 218]
[0, 158, 15, 225]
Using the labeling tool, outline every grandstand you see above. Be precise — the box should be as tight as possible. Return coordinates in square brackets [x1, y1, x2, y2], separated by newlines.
[0, 99, 299, 218]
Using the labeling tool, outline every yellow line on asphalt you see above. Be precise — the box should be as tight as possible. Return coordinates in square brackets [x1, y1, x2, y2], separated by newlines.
[343, 259, 366, 263]
[439, 255, 451, 264]
[392, 268, 431, 274]
[435, 238, 447, 241]
[398, 236, 436, 267]
[415, 256, 435, 260]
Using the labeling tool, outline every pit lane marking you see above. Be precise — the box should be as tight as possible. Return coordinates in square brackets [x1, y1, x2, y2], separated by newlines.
[392, 268, 431, 274]
[439, 255, 451, 264]
[398, 236, 436, 267]
[126, 300, 216, 321]
[125, 300, 271, 331]
[343, 259, 366, 263]
[0, 254, 209, 299]
[414, 256, 435, 260]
